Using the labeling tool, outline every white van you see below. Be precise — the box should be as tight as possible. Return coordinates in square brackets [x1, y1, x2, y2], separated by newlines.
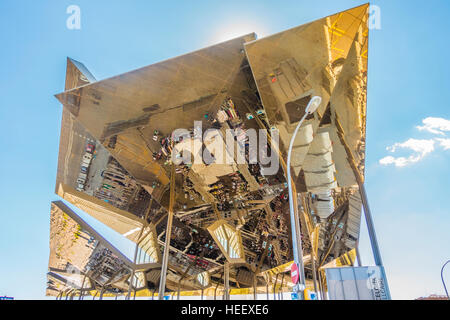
[83, 153, 92, 161]
[81, 159, 90, 168]
[82, 157, 91, 166]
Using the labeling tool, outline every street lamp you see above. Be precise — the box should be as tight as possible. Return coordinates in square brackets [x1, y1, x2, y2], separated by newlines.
[441, 260, 450, 299]
[287, 96, 322, 300]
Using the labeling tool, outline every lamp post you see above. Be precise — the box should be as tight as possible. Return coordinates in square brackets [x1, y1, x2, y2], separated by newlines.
[287, 96, 322, 300]
[441, 260, 450, 299]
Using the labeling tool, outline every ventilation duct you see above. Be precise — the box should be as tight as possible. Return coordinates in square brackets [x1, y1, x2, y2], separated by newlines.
[345, 192, 363, 248]
[314, 190, 335, 220]
[303, 131, 337, 192]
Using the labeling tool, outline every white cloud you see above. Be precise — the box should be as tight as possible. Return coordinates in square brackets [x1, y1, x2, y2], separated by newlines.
[380, 117, 450, 167]
[386, 138, 435, 155]
[436, 138, 450, 150]
[379, 156, 409, 167]
[379, 139, 435, 167]
[416, 117, 450, 135]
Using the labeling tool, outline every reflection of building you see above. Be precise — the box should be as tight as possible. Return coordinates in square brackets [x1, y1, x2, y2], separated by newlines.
[208, 220, 245, 264]
[47, 201, 133, 297]
[50, 4, 376, 299]
[47, 201, 162, 298]
[94, 157, 142, 212]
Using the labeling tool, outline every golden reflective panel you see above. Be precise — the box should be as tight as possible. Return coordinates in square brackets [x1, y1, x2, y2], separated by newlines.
[244, 3, 368, 186]
[136, 224, 161, 264]
[196, 271, 211, 288]
[207, 220, 245, 264]
[55, 35, 256, 197]
[50, 4, 372, 297]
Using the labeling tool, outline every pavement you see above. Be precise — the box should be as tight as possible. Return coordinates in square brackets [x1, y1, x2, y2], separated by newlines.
[84, 144, 110, 196]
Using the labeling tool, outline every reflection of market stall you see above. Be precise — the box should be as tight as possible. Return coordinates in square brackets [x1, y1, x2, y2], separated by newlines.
[47, 201, 159, 299]
[49, 3, 376, 299]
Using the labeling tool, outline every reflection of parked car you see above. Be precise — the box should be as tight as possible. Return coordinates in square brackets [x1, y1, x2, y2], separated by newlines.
[84, 152, 92, 160]
[81, 166, 88, 173]
[82, 159, 90, 166]
[82, 155, 91, 166]
[86, 143, 95, 153]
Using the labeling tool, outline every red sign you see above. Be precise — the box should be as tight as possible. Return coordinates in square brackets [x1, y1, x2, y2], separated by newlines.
[291, 263, 299, 284]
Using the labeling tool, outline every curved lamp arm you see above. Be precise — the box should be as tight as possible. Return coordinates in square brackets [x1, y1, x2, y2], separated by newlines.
[441, 259, 450, 299]
[287, 96, 321, 297]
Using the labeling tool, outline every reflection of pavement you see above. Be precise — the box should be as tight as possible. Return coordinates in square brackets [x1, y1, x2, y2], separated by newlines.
[84, 144, 110, 196]
[64, 120, 96, 189]
[63, 116, 110, 195]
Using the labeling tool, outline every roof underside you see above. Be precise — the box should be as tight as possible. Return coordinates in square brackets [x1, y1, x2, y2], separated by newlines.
[50, 4, 369, 296]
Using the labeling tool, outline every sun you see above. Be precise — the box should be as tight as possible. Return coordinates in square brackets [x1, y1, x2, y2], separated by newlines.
[213, 21, 268, 43]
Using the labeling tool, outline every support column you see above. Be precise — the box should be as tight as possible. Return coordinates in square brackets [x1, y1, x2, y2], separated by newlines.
[335, 117, 391, 299]
[214, 273, 223, 300]
[224, 262, 230, 300]
[318, 270, 327, 300]
[355, 242, 362, 267]
[279, 273, 285, 300]
[273, 273, 279, 300]
[126, 199, 153, 300]
[158, 165, 176, 300]
[253, 274, 257, 300]
[359, 184, 391, 299]
[79, 274, 87, 300]
[311, 255, 318, 297]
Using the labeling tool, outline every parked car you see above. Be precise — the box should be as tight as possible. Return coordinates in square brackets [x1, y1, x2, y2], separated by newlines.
[83, 153, 92, 160]
[82, 157, 91, 167]
[81, 166, 88, 173]
[86, 143, 95, 153]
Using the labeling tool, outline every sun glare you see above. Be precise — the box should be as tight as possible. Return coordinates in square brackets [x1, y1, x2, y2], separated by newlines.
[213, 21, 267, 43]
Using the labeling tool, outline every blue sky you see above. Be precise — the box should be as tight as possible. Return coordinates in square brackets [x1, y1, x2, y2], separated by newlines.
[1, 0, 449, 300]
